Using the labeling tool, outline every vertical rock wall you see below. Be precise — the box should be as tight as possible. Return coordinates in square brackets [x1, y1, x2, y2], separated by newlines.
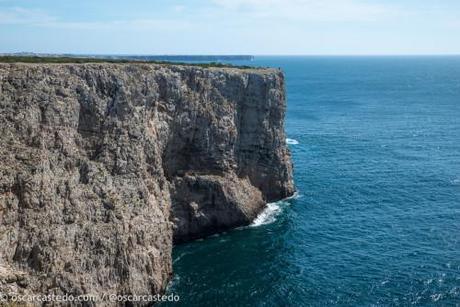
[0, 63, 294, 299]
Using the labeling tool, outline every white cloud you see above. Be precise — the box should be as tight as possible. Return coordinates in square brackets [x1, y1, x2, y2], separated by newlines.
[42, 19, 190, 31]
[0, 7, 190, 30]
[446, 19, 460, 29]
[2, 1, 457, 55]
[211, 0, 400, 22]
[0, 1, 400, 31]
[173, 5, 186, 12]
[0, 7, 56, 25]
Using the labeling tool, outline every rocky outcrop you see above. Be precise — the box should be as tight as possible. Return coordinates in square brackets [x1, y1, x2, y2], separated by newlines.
[0, 63, 294, 301]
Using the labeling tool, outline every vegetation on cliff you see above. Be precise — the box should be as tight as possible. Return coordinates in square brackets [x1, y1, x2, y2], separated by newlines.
[0, 55, 255, 69]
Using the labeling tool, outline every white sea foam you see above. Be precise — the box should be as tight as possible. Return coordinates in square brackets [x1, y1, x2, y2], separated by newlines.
[431, 293, 442, 302]
[250, 202, 283, 227]
[250, 192, 300, 227]
[286, 138, 299, 145]
[286, 191, 301, 200]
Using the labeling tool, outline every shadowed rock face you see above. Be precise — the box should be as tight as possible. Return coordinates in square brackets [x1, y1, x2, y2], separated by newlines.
[0, 63, 294, 299]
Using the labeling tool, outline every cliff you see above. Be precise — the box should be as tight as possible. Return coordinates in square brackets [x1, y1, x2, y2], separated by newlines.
[0, 63, 294, 301]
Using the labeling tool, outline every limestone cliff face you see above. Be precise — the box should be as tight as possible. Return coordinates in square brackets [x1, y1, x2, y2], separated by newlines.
[0, 63, 294, 299]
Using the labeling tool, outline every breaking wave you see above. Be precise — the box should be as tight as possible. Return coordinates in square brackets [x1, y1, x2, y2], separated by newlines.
[250, 192, 300, 227]
[250, 202, 283, 227]
[286, 138, 299, 145]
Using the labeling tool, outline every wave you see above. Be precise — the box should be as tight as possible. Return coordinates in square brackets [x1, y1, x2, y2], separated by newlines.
[250, 202, 283, 227]
[250, 192, 300, 227]
[286, 191, 301, 200]
[286, 138, 299, 145]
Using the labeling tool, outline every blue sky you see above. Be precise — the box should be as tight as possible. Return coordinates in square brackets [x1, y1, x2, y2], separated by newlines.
[1, 0, 459, 55]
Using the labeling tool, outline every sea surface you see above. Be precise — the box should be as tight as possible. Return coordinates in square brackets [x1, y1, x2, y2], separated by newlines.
[163, 56, 460, 306]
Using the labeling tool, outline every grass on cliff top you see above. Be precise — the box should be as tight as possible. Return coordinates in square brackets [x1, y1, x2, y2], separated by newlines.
[0, 56, 256, 69]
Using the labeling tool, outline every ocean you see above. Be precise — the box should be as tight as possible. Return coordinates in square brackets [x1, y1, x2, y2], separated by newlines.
[163, 56, 460, 306]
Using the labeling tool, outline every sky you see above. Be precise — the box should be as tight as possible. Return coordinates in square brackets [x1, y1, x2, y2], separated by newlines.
[0, 0, 459, 55]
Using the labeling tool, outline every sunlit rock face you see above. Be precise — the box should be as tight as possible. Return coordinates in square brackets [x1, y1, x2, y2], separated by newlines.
[0, 63, 294, 298]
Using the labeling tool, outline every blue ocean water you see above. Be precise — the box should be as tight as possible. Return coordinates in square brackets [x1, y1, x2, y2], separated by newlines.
[164, 56, 460, 306]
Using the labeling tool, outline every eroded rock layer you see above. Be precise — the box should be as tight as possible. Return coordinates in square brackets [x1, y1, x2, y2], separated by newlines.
[0, 63, 294, 299]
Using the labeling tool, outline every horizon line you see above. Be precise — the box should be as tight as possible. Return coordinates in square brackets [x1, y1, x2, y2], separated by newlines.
[2, 52, 460, 57]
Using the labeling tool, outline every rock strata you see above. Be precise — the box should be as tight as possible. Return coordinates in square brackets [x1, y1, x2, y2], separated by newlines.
[0, 63, 294, 300]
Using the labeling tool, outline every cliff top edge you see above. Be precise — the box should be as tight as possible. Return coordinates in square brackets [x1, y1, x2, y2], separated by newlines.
[0, 56, 279, 73]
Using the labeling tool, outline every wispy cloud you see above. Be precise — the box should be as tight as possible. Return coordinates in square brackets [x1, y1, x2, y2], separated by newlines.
[211, 0, 400, 22]
[0, 7, 190, 30]
[0, 1, 400, 30]
[1, 1, 458, 54]
[446, 19, 460, 29]
[0, 7, 56, 25]
[173, 5, 186, 12]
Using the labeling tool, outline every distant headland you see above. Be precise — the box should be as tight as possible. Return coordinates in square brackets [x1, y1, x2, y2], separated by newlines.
[0, 53, 254, 62]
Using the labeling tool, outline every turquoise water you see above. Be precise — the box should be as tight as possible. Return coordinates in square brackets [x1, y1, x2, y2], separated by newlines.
[165, 57, 460, 306]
